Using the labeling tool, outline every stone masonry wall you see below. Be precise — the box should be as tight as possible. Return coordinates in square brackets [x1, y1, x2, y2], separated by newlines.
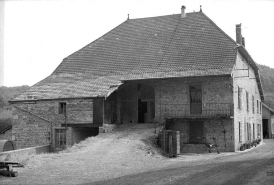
[152, 76, 233, 122]
[166, 118, 234, 152]
[11, 99, 93, 149]
[12, 110, 51, 149]
[233, 52, 262, 151]
[0, 129, 12, 140]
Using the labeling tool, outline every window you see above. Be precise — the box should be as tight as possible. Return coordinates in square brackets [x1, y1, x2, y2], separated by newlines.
[239, 122, 241, 142]
[257, 124, 261, 138]
[247, 123, 250, 141]
[189, 85, 202, 114]
[260, 102, 262, 114]
[257, 100, 259, 113]
[58, 102, 67, 114]
[238, 86, 242, 108]
[55, 129, 66, 147]
[246, 92, 249, 111]
[253, 123, 255, 139]
[252, 95, 255, 114]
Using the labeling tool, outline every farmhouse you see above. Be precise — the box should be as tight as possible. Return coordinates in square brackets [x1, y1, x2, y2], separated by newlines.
[9, 6, 264, 152]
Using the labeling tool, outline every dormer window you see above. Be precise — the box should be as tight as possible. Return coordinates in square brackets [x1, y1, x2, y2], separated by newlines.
[26, 95, 37, 100]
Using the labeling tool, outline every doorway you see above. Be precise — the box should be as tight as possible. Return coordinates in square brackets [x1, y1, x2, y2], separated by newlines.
[263, 119, 269, 138]
[138, 99, 147, 123]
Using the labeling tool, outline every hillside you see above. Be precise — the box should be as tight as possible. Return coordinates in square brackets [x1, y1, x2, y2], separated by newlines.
[0, 85, 29, 109]
[258, 64, 274, 109]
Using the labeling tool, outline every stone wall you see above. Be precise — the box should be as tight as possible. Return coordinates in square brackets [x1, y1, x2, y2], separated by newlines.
[233, 52, 263, 151]
[166, 118, 234, 152]
[152, 76, 233, 122]
[10, 98, 94, 149]
[12, 109, 51, 149]
[0, 129, 12, 140]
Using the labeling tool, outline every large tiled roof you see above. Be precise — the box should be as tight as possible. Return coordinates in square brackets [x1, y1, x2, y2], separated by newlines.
[14, 11, 239, 100]
[54, 12, 237, 75]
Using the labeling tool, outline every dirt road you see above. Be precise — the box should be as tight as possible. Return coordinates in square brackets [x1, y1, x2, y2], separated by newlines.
[89, 139, 274, 185]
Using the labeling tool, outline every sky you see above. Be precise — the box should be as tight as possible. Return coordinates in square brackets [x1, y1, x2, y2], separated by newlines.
[1, 0, 274, 87]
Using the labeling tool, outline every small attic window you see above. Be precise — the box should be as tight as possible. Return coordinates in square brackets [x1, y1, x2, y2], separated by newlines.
[58, 102, 67, 114]
[26, 95, 37, 100]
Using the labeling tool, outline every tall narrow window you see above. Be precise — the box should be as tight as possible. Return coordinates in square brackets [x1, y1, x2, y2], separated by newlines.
[55, 129, 66, 147]
[257, 100, 259, 113]
[260, 102, 262, 114]
[252, 95, 255, 114]
[58, 102, 67, 114]
[189, 85, 202, 114]
[238, 86, 242, 108]
[253, 123, 255, 139]
[246, 92, 249, 111]
[247, 123, 249, 141]
[239, 122, 241, 142]
[257, 124, 261, 138]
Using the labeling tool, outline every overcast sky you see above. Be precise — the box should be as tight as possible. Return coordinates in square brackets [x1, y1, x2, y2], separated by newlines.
[2, 0, 274, 87]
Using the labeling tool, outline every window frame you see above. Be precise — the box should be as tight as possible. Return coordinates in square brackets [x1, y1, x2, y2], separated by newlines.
[58, 102, 67, 114]
[246, 91, 249, 111]
[238, 86, 242, 109]
[252, 95, 255, 114]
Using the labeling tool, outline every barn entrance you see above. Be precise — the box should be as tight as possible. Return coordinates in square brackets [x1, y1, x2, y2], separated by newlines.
[119, 83, 155, 123]
[138, 99, 147, 123]
[263, 119, 269, 138]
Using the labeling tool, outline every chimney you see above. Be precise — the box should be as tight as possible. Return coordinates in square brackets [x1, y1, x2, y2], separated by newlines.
[181, 6, 186, 18]
[236, 24, 242, 45]
[242, 37, 245, 47]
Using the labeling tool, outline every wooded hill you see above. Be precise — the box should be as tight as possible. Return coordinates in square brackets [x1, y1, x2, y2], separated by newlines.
[258, 64, 274, 109]
[0, 85, 29, 109]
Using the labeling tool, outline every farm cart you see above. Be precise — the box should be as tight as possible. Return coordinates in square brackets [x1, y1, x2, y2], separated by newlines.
[0, 162, 24, 177]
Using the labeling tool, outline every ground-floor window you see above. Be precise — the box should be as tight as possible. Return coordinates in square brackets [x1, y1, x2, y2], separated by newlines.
[253, 123, 255, 140]
[55, 129, 66, 147]
[257, 124, 261, 138]
[239, 122, 241, 142]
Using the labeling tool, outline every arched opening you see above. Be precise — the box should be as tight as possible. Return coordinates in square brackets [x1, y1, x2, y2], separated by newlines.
[118, 83, 155, 123]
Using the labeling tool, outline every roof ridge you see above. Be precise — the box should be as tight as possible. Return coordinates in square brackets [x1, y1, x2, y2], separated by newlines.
[129, 12, 199, 20]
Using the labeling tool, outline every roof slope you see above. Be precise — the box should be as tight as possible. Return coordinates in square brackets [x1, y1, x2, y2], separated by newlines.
[14, 11, 239, 100]
[54, 12, 237, 75]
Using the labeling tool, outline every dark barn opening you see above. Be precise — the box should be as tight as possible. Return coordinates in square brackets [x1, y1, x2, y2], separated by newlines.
[119, 83, 155, 124]
[71, 127, 99, 144]
[138, 99, 147, 123]
[263, 119, 269, 138]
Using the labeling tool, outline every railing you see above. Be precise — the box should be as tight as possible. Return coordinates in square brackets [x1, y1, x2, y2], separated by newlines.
[162, 103, 234, 118]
